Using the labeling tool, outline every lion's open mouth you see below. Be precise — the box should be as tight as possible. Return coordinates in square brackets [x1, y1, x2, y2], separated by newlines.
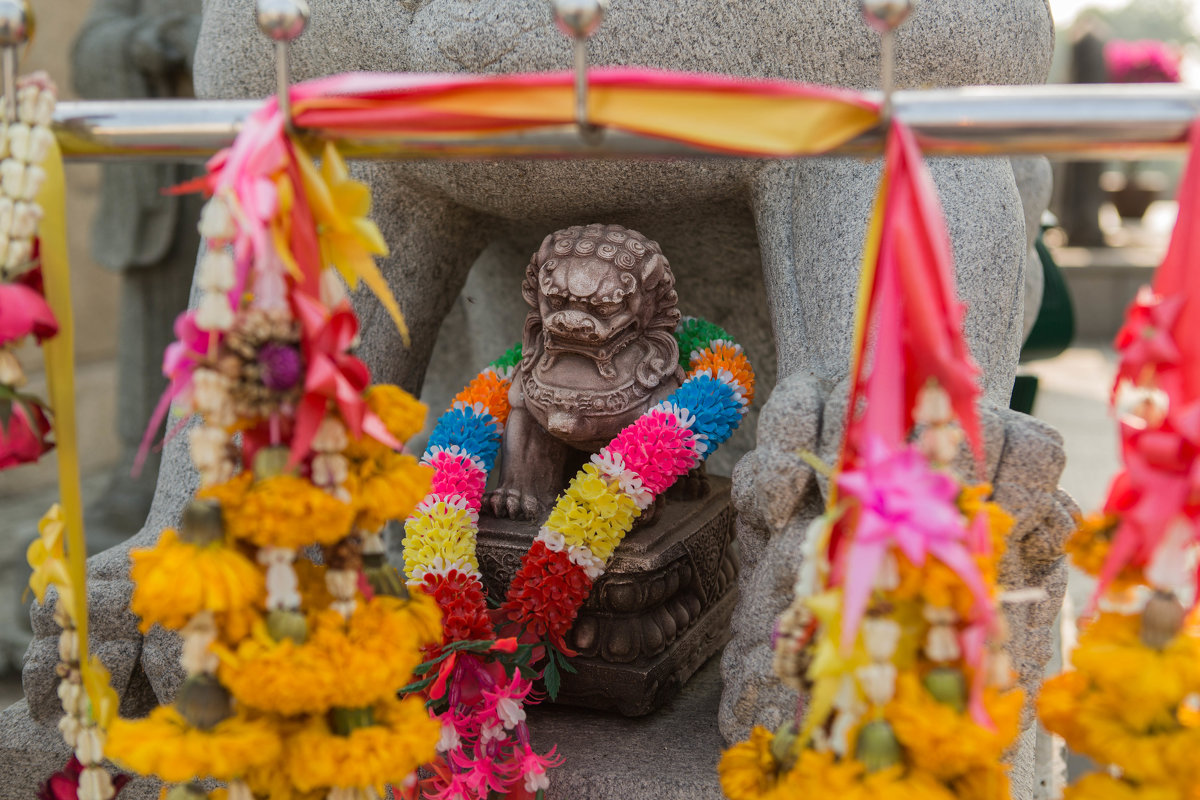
[544, 317, 637, 358]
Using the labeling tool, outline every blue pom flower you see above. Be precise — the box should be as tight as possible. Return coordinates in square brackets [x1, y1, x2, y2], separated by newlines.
[427, 406, 502, 472]
[665, 375, 742, 457]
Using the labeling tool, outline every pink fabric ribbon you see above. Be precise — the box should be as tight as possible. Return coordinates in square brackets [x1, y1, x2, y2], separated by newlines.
[836, 436, 991, 656]
[290, 292, 398, 465]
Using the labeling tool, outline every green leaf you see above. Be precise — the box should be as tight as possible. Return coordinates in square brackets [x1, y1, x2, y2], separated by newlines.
[557, 650, 578, 675]
[542, 653, 561, 701]
[396, 674, 435, 695]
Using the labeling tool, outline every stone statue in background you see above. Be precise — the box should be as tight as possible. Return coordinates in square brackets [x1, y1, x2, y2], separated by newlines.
[3, 1, 1069, 798]
[71, 0, 204, 552]
[485, 224, 684, 521]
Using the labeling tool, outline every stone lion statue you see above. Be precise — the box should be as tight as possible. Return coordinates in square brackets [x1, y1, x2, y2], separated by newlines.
[485, 224, 684, 520]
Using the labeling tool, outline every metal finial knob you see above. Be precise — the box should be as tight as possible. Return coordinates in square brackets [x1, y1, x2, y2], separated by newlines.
[0, 0, 30, 49]
[861, 0, 915, 33]
[551, 0, 609, 40]
[256, 0, 310, 43]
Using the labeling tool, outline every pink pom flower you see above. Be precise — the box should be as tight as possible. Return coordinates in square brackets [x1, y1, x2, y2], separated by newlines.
[425, 446, 489, 509]
[605, 410, 702, 495]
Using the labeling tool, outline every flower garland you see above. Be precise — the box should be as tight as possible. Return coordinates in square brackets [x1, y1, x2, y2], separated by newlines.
[1036, 121, 1200, 798]
[720, 123, 1023, 800]
[102, 99, 442, 800]
[0, 73, 59, 468]
[402, 318, 754, 799]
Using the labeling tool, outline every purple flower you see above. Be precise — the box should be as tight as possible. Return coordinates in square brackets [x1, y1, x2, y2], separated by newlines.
[258, 341, 303, 391]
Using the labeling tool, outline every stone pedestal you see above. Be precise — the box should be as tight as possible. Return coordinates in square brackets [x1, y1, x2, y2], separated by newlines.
[476, 477, 738, 716]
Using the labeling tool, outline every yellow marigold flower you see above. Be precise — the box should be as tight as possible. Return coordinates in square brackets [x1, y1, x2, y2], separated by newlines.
[199, 473, 355, 549]
[1064, 774, 1187, 800]
[951, 767, 1012, 800]
[1037, 669, 1091, 752]
[1068, 513, 1143, 589]
[402, 503, 479, 579]
[347, 450, 431, 533]
[779, 749, 958, 800]
[294, 559, 334, 609]
[718, 726, 779, 800]
[128, 528, 264, 641]
[284, 695, 439, 793]
[218, 593, 441, 715]
[105, 706, 281, 783]
[546, 465, 639, 562]
[884, 672, 1022, 782]
[366, 384, 427, 444]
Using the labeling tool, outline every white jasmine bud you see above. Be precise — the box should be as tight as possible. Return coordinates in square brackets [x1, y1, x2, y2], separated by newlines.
[919, 424, 964, 465]
[985, 649, 1014, 689]
[17, 86, 38, 126]
[862, 617, 902, 662]
[829, 710, 858, 758]
[59, 629, 80, 663]
[874, 550, 900, 592]
[326, 568, 358, 600]
[74, 726, 106, 766]
[198, 197, 236, 240]
[77, 766, 114, 800]
[0, 125, 9, 159]
[1, 158, 24, 199]
[312, 453, 348, 488]
[10, 201, 41, 238]
[58, 714, 82, 748]
[925, 624, 961, 663]
[362, 532, 385, 555]
[188, 425, 229, 470]
[833, 674, 862, 713]
[312, 417, 349, 453]
[34, 91, 57, 128]
[58, 680, 83, 715]
[21, 164, 45, 201]
[319, 267, 347, 307]
[7, 123, 29, 161]
[195, 291, 234, 332]
[331, 599, 357, 619]
[198, 250, 236, 293]
[923, 604, 957, 625]
[28, 126, 53, 163]
[198, 461, 235, 487]
[0, 348, 25, 386]
[914, 383, 953, 425]
[5, 237, 31, 271]
[0, 195, 14, 233]
[227, 782, 253, 800]
[856, 662, 898, 706]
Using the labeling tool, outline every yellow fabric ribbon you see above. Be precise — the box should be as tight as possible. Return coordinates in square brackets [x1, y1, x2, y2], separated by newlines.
[36, 139, 109, 723]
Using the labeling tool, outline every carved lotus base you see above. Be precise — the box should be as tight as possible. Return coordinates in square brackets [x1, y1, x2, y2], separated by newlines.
[476, 476, 739, 717]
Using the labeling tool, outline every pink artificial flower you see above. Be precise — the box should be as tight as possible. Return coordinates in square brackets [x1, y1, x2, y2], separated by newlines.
[514, 744, 562, 795]
[0, 279, 57, 345]
[835, 436, 990, 654]
[481, 671, 532, 731]
[0, 397, 53, 470]
[1106, 39, 1182, 84]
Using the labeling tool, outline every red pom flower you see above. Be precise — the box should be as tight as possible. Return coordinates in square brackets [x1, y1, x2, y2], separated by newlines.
[499, 541, 592, 650]
[421, 569, 495, 644]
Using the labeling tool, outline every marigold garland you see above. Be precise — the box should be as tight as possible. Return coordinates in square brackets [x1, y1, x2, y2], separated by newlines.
[1036, 122, 1200, 800]
[104, 92, 442, 800]
[198, 473, 356, 549]
[105, 708, 281, 784]
[128, 527, 264, 641]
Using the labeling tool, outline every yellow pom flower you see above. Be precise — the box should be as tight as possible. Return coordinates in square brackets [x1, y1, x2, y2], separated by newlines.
[402, 502, 480, 578]
[199, 473, 355, 549]
[546, 465, 640, 562]
[347, 450, 432, 533]
[718, 726, 780, 800]
[105, 706, 281, 783]
[129, 528, 264, 641]
[1067, 513, 1143, 589]
[218, 593, 441, 715]
[284, 695, 439, 793]
[884, 673, 1022, 782]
